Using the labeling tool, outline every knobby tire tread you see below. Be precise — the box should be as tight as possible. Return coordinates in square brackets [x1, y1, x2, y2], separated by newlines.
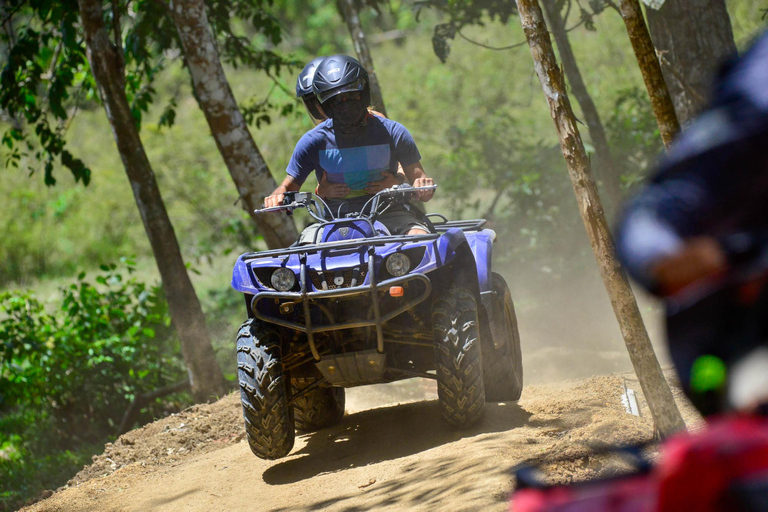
[482, 273, 524, 402]
[293, 385, 345, 433]
[433, 287, 486, 428]
[236, 319, 295, 460]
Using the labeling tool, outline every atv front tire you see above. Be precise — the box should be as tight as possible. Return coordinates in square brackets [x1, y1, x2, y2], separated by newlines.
[482, 273, 524, 402]
[293, 384, 345, 432]
[432, 287, 486, 428]
[236, 319, 295, 459]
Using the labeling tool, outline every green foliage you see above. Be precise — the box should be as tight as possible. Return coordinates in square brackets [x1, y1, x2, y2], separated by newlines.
[0, 423, 101, 512]
[414, 0, 518, 62]
[0, 260, 183, 430]
[0, 0, 93, 185]
[415, 0, 611, 62]
[605, 87, 664, 191]
[0, 0, 297, 184]
[0, 260, 187, 509]
[436, 108, 583, 274]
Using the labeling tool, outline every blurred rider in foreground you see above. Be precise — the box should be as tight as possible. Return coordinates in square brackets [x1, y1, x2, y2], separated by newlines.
[615, 31, 768, 416]
[267, 55, 434, 237]
[294, 56, 408, 200]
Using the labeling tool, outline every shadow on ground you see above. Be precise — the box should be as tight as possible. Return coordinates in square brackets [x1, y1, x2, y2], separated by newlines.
[263, 399, 535, 486]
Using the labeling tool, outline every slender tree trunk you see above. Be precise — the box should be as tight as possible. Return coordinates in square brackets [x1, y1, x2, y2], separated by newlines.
[168, 0, 298, 249]
[515, 0, 686, 437]
[78, 0, 227, 402]
[541, 0, 622, 212]
[338, 0, 387, 116]
[617, 0, 679, 148]
[645, 0, 736, 125]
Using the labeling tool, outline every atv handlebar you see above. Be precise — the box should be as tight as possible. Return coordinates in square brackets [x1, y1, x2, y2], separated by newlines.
[375, 183, 437, 197]
[254, 184, 438, 219]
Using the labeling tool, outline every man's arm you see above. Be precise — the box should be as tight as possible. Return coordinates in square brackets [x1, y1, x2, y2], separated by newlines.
[403, 161, 434, 201]
[264, 176, 302, 208]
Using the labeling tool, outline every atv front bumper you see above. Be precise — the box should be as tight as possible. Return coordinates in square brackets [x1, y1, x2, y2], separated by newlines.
[250, 247, 432, 361]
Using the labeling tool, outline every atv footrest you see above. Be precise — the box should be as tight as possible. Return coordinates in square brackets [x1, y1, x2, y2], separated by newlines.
[315, 349, 387, 387]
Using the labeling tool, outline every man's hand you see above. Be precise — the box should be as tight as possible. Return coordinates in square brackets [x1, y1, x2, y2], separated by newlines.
[263, 177, 301, 210]
[402, 161, 434, 202]
[264, 192, 286, 208]
[651, 236, 727, 295]
[316, 173, 350, 199]
[365, 172, 401, 195]
[413, 177, 435, 202]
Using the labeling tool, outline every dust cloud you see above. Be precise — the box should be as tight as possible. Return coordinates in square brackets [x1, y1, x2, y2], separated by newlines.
[493, 219, 670, 386]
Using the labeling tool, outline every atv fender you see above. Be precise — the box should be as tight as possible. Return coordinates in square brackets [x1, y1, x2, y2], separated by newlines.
[232, 254, 260, 295]
[437, 230, 501, 346]
[466, 229, 500, 342]
[435, 228, 482, 302]
[466, 229, 496, 294]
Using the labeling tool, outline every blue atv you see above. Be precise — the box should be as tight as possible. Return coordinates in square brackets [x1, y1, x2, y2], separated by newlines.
[231, 185, 523, 460]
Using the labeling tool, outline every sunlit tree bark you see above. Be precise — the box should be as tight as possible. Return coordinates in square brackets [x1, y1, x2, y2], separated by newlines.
[645, 0, 736, 125]
[541, 0, 622, 212]
[168, 0, 298, 249]
[338, 0, 387, 116]
[515, 0, 686, 437]
[617, 0, 679, 148]
[78, 0, 227, 402]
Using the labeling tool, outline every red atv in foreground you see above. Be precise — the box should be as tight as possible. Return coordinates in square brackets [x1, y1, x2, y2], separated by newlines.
[512, 414, 768, 512]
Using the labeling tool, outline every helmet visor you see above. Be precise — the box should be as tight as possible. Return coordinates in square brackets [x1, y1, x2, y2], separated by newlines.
[302, 96, 327, 125]
[316, 78, 366, 104]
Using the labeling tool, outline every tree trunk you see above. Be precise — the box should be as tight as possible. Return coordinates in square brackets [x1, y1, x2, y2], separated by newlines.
[515, 0, 686, 437]
[541, 0, 622, 213]
[78, 0, 227, 403]
[338, 0, 387, 116]
[617, 0, 679, 148]
[168, 0, 298, 249]
[645, 0, 736, 125]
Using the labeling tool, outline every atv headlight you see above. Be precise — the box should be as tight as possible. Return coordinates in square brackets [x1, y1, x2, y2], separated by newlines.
[385, 252, 411, 277]
[270, 268, 296, 291]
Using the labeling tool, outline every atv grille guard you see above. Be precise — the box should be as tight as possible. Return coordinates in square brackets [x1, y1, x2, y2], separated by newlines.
[250, 246, 432, 361]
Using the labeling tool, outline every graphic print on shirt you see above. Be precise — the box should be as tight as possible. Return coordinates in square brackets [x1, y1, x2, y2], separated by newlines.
[319, 143, 391, 197]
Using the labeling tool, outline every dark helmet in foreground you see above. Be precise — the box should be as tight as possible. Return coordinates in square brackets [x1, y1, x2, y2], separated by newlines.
[313, 55, 370, 107]
[296, 56, 327, 125]
[312, 55, 370, 128]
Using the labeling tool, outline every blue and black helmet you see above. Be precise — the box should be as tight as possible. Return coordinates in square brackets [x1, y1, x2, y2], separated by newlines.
[296, 57, 327, 124]
[296, 56, 326, 98]
[312, 55, 370, 107]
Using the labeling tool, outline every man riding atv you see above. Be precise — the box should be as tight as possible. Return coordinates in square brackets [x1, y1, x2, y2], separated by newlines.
[266, 55, 434, 237]
[295, 55, 410, 201]
[232, 56, 523, 461]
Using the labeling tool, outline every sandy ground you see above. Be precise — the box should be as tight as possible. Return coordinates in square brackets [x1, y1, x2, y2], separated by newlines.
[22, 368, 701, 512]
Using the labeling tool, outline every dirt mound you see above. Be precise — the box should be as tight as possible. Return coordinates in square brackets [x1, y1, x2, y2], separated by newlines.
[23, 372, 702, 512]
[69, 392, 244, 486]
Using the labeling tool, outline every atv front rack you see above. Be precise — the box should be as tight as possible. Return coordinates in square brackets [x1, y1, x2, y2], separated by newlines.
[241, 233, 440, 260]
[250, 246, 432, 361]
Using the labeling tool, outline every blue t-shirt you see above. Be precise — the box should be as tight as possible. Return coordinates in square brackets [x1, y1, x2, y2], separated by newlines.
[286, 115, 421, 199]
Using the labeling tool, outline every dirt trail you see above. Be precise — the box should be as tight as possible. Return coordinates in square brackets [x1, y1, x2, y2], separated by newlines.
[22, 371, 700, 512]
